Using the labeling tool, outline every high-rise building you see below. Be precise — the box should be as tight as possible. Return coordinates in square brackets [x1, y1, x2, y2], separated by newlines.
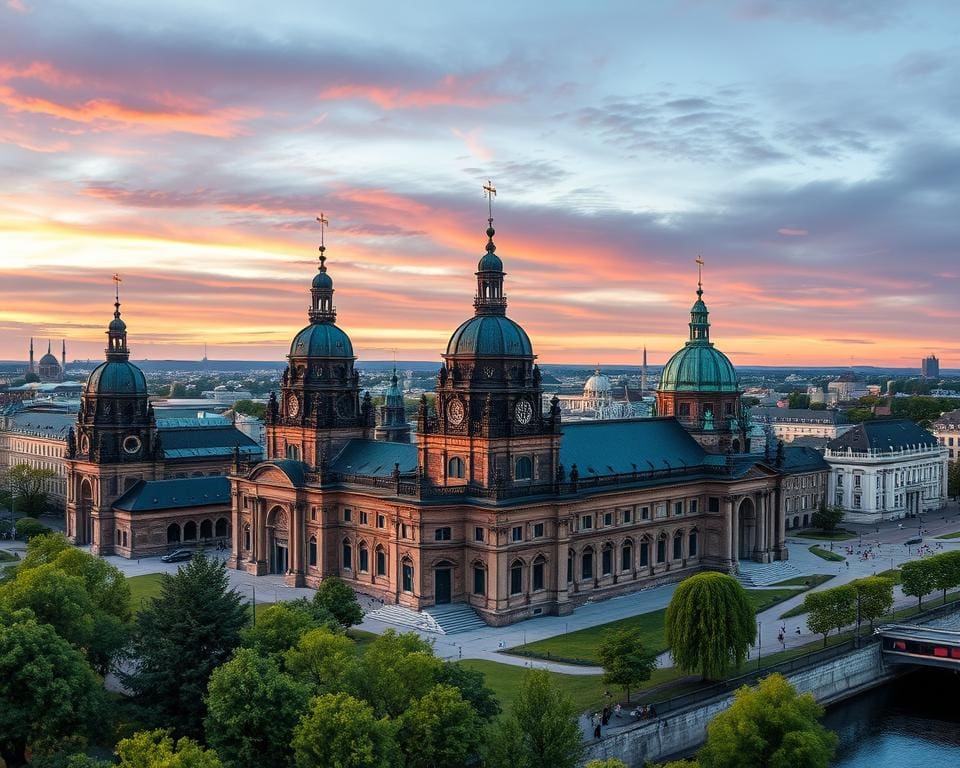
[922, 355, 940, 378]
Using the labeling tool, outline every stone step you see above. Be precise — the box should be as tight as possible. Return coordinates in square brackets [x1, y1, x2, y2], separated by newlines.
[423, 603, 487, 634]
[366, 604, 443, 633]
[737, 560, 804, 587]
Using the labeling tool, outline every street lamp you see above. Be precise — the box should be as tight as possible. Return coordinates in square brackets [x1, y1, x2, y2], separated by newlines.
[757, 621, 762, 670]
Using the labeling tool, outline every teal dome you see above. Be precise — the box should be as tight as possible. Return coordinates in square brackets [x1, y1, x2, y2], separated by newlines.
[86, 360, 147, 395]
[290, 323, 354, 358]
[312, 270, 333, 290]
[446, 315, 533, 358]
[659, 344, 738, 393]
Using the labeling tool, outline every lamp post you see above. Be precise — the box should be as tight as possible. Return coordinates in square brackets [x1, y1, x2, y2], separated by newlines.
[757, 621, 762, 670]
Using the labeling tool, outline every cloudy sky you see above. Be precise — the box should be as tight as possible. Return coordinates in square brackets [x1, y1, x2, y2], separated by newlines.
[1, 0, 958, 368]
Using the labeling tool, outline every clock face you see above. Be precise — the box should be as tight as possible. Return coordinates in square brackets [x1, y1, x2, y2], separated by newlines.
[286, 394, 300, 417]
[447, 399, 465, 426]
[515, 399, 533, 425]
[484, 366, 496, 378]
[122, 435, 142, 454]
[336, 395, 354, 418]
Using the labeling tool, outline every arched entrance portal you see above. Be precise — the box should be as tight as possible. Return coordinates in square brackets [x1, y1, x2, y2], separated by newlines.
[434, 560, 454, 605]
[267, 506, 289, 575]
[78, 479, 93, 545]
[737, 497, 757, 560]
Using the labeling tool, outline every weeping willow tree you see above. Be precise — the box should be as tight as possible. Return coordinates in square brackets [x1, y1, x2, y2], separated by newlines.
[665, 572, 755, 680]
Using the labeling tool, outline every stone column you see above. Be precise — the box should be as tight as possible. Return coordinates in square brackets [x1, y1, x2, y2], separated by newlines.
[286, 502, 305, 587]
[722, 496, 734, 570]
[754, 493, 767, 561]
[727, 495, 739, 568]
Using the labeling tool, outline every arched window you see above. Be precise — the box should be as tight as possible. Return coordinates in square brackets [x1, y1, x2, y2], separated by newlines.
[167, 523, 181, 544]
[342, 541, 352, 570]
[640, 539, 649, 567]
[200, 519, 213, 539]
[581, 548, 594, 581]
[215, 518, 228, 537]
[376, 547, 387, 577]
[401, 559, 414, 592]
[359, 544, 369, 573]
[567, 549, 574, 584]
[515, 456, 533, 480]
[286, 444, 301, 461]
[473, 564, 486, 596]
[243, 525, 251, 550]
[309, 536, 317, 567]
[510, 560, 524, 595]
[621, 541, 633, 572]
[122, 530, 127, 547]
[673, 531, 683, 560]
[601, 544, 613, 576]
[448, 456, 465, 479]
[533, 556, 546, 591]
[183, 521, 197, 541]
[689, 529, 699, 558]
[656, 535, 666, 564]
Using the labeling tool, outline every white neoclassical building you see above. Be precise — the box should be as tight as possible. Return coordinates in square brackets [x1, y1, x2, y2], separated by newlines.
[546, 369, 651, 421]
[825, 419, 948, 523]
[932, 409, 960, 462]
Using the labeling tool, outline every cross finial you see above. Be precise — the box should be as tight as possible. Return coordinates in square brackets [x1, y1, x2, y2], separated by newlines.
[316, 214, 329, 266]
[695, 255, 704, 295]
[112, 273, 122, 306]
[482, 180, 497, 222]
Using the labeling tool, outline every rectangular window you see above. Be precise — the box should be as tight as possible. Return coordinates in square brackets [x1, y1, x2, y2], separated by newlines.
[475, 526, 484, 542]
[310, 506, 317, 521]
[854, 474, 862, 488]
[401, 523, 409, 539]
[689, 532, 698, 557]
[342, 542, 352, 570]
[533, 560, 544, 591]
[434, 527, 451, 541]
[641, 506, 650, 521]
[511, 565, 523, 595]
[512, 526, 523, 542]
[673, 536, 682, 560]
[343, 508, 352, 522]
[836, 492, 843, 506]
[402, 563, 414, 592]
[837, 473, 844, 487]
[376, 549, 386, 576]
[655, 503, 667, 519]
[621, 545, 632, 571]
[473, 566, 486, 595]
[657, 538, 666, 563]
[580, 515, 593, 530]
[853, 494, 861, 508]
[377, 514, 386, 529]
[603, 511, 613, 527]
[581, 551, 594, 580]
[533, 522, 544, 538]
[601, 547, 612, 576]
[689, 499, 698, 515]
[674, 501, 683, 516]
[360, 510, 368, 525]
[309, 539, 317, 566]
[359, 548, 369, 572]
[622, 509, 633, 524]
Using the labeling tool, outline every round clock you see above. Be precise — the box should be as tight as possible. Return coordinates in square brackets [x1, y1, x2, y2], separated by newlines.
[286, 394, 300, 417]
[515, 399, 533, 425]
[447, 399, 465, 426]
[335, 395, 354, 418]
[122, 435, 142, 454]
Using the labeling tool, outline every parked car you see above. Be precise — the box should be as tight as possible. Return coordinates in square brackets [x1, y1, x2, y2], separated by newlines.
[161, 548, 194, 563]
[905, 537, 922, 545]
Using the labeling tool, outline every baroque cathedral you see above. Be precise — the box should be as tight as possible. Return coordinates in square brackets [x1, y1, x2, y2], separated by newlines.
[225, 207, 827, 626]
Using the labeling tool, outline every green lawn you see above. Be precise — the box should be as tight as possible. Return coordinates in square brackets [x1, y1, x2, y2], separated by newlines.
[126, 573, 165, 613]
[505, 588, 801, 665]
[347, 628, 378, 653]
[808, 545, 845, 562]
[793, 530, 857, 541]
[937, 531, 960, 540]
[0, 549, 18, 563]
[876, 568, 902, 585]
[770, 574, 834, 588]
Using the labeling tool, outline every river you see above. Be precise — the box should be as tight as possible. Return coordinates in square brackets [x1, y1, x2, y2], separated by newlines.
[825, 669, 960, 767]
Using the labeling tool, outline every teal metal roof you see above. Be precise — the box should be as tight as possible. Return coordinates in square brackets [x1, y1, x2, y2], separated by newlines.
[158, 420, 261, 460]
[658, 343, 739, 393]
[329, 439, 417, 477]
[445, 314, 533, 358]
[779, 446, 830, 473]
[558, 418, 708, 476]
[85, 360, 147, 396]
[113, 476, 231, 513]
[827, 419, 938, 453]
[290, 322, 354, 358]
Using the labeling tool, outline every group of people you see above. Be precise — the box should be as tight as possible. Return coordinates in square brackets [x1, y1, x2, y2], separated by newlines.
[589, 701, 658, 738]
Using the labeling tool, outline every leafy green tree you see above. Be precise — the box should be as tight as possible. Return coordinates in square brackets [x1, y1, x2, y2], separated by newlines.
[803, 585, 856, 646]
[2, 564, 95, 648]
[437, 662, 501, 721]
[697, 674, 837, 768]
[810, 505, 844, 533]
[845, 408, 874, 424]
[931, 550, 960, 605]
[283, 627, 360, 695]
[123, 553, 248, 739]
[2, 464, 58, 516]
[485, 669, 583, 768]
[851, 576, 894, 631]
[204, 648, 311, 768]
[586, 760, 630, 768]
[313, 576, 364, 628]
[292, 693, 398, 768]
[241, 600, 335, 657]
[901, 559, 937, 609]
[232, 399, 267, 420]
[356, 630, 443, 718]
[115, 730, 223, 768]
[949, 461, 960, 500]
[14, 516, 52, 538]
[15, 531, 72, 568]
[396, 683, 482, 768]
[0, 615, 104, 767]
[787, 393, 810, 409]
[597, 627, 657, 702]
[665, 572, 755, 679]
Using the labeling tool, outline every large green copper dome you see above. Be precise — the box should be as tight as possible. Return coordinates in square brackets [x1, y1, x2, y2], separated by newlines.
[86, 360, 148, 395]
[290, 323, 354, 358]
[658, 283, 739, 393]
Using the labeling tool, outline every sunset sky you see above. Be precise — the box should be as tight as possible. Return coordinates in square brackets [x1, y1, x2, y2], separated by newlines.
[1, 1, 958, 368]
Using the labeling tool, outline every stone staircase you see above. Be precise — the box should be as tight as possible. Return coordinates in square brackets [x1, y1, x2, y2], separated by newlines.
[737, 560, 804, 587]
[365, 602, 486, 635]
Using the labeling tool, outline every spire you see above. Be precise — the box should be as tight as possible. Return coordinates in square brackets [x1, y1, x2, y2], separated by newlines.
[29, 337, 34, 373]
[47, 339, 51, 355]
[474, 181, 507, 316]
[61, 339, 66, 369]
[688, 256, 711, 345]
[641, 345, 648, 392]
[106, 273, 129, 360]
[308, 213, 337, 324]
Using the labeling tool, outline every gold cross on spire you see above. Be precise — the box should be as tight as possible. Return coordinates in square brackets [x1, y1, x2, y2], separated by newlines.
[112, 272, 122, 303]
[316, 213, 329, 265]
[482, 180, 497, 221]
[695, 255, 704, 291]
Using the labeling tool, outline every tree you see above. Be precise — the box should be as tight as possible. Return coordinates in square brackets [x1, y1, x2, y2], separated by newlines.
[851, 576, 894, 631]
[803, 585, 856, 646]
[232, 399, 266, 420]
[241, 600, 335, 657]
[2, 464, 58, 516]
[16, 531, 73, 569]
[355, 630, 443, 718]
[292, 693, 398, 768]
[949, 461, 960, 500]
[810, 505, 844, 533]
[485, 669, 583, 768]
[14, 516, 52, 539]
[395, 684, 482, 768]
[123, 553, 248, 739]
[597, 627, 657, 702]
[787, 393, 810, 409]
[204, 648, 311, 768]
[931, 550, 960, 605]
[115, 730, 223, 768]
[665, 572, 755, 679]
[283, 627, 361, 695]
[0, 615, 104, 767]
[901, 559, 937, 609]
[436, 662, 501, 721]
[697, 674, 837, 768]
[586, 761, 630, 768]
[313, 576, 364, 628]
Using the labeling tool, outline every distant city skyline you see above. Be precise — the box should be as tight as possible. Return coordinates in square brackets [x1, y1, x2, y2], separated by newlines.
[2, 1, 959, 367]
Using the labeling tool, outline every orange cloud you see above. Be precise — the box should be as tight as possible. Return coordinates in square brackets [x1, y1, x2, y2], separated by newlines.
[319, 74, 508, 110]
